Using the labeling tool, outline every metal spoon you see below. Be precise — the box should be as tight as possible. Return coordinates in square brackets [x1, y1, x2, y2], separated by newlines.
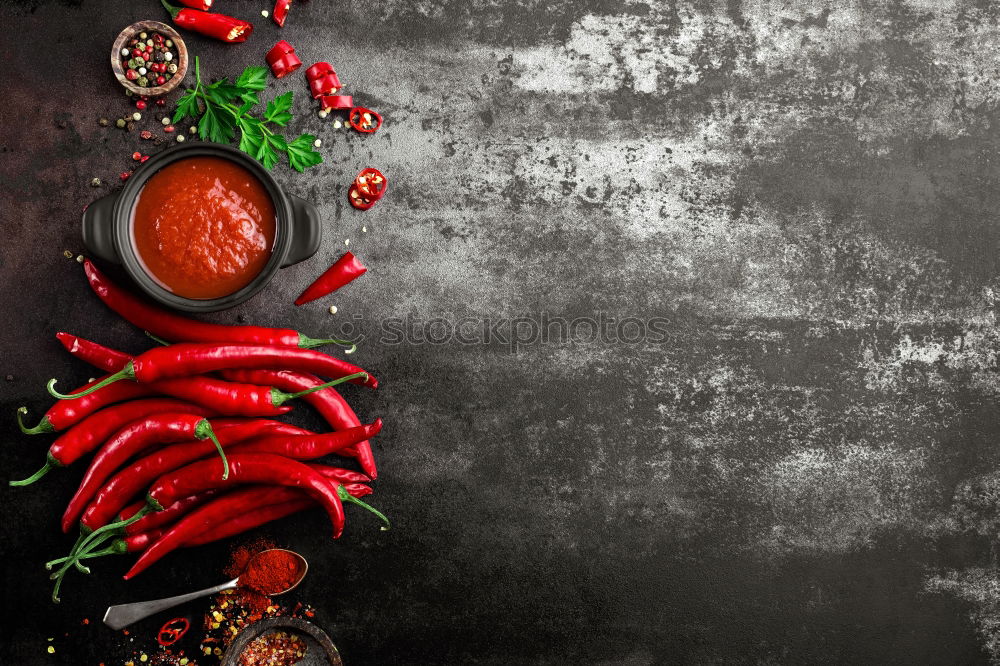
[102, 549, 308, 631]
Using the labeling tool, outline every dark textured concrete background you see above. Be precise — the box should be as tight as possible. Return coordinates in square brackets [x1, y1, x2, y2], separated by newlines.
[3, 0, 1000, 664]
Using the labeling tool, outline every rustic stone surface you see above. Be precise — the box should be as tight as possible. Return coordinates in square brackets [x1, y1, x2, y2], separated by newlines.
[2, 1, 999, 663]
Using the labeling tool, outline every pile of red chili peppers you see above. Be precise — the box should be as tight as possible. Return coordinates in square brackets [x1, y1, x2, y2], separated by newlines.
[11, 259, 390, 602]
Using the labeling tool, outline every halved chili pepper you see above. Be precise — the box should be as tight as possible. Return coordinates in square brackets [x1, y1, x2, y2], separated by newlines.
[177, 0, 212, 9]
[355, 168, 388, 200]
[219, 369, 379, 478]
[349, 107, 382, 133]
[157, 617, 190, 647]
[319, 95, 353, 111]
[348, 184, 377, 211]
[78, 422, 308, 534]
[160, 0, 253, 43]
[83, 259, 351, 349]
[122, 459, 386, 579]
[272, 0, 292, 27]
[47, 344, 377, 399]
[10, 398, 213, 488]
[57, 333, 357, 415]
[61, 413, 234, 532]
[295, 252, 368, 306]
[16, 377, 151, 435]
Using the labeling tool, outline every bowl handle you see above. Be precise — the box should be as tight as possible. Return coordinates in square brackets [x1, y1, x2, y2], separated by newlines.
[82, 193, 120, 264]
[283, 194, 323, 267]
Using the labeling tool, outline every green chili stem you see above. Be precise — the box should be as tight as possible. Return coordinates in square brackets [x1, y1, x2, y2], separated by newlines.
[196, 420, 229, 480]
[337, 484, 391, 530]
[9, 461, 52, 487]
[272, 372, 367, 407]
[145, 331, 170, 346]
[47, 364, 135, 399]
[17, 407, 53, 435]
[298, 334, 358, 353]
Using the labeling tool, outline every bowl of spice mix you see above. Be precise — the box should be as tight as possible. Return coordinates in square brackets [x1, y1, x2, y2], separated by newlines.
[111, 21, 188, 97]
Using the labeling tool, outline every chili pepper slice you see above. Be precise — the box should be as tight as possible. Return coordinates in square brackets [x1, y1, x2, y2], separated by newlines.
[319, 95, 353, 111]
[160, 0, 253, 43]
[305, 62, 337, 83]
[272, 0, 292, 27]
[349, 107, 382, 133]
[309, 74, 342, 100]
[57, 333, 354, 416]
[355, 168, 388, 200]
[269, 52, 302, 79]
[83, 259, 349, 349]
[219, 369, 379, 478]
[157, 617, 190, 646]
[10, 399, 213, 488]
[266, 40, 296, 65]
[348, 183, 377, 211]
[48, 343, 377, 399]
[61, 413, 230, 532]
[295, 252, 368, 306]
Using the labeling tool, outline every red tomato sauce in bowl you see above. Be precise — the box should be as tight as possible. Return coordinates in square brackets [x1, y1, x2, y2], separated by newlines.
[130, 156, 277, 300]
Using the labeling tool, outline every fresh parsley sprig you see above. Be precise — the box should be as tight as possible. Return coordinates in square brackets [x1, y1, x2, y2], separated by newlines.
[173, 56, 323, 172]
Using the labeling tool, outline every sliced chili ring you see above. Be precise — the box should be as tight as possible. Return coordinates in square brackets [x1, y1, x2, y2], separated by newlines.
[273, 0, 292, 27]
[319, 94, 353, 111]
[157, 617, 190, 647]
[349, 107, 382, 134]
[270, 52, 303, 79]
[355, 168, 387, 200]
[349, 184, 377, 211]
[305, 62, 335, 81]
[309, 73, 342, 99]
[266, 40, 296, 66]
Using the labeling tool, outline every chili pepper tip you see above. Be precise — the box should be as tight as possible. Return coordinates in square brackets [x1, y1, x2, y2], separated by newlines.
[16, 407, 54, 435]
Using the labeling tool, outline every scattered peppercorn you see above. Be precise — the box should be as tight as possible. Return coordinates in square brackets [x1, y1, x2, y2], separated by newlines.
[133, 112, 142, 121]
[161, 117, 171, 126]
[164, 125, 175, 133]
[120, 172, 130, 181]
[136, 100, 147, 110]
[99, 118, 109, 127]
[63, 250, 73, 259]
[141, 155, 150, 163]
[176, 135, 185, 143]
[116, 118, 127, 129]
[140, 130, 153, 140]
[156, 99, 167, 107]
[132, 151, 142, 161]
[5, 374, 14, 382]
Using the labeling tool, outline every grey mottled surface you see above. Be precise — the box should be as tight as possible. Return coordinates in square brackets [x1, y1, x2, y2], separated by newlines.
[2, 0, 1000, 664]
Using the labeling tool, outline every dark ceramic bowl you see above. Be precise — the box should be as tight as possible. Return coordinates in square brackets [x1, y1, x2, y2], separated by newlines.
[82, 143, 321, 312]
[221, 617, 343, 665]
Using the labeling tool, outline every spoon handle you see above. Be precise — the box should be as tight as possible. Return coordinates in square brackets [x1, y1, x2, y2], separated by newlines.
[103, 578, 239, 630]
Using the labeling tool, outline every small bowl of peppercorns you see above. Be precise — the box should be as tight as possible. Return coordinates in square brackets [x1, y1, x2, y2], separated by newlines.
[111, 20, 188, 97]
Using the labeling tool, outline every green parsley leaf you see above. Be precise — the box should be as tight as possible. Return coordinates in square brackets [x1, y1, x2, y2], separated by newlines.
[264, 92, 294, 127]
[173, 89, 200, 123]
[236, 66, 268, 92]
[285, 134, 323, 173]
[198, 103, 236, 144]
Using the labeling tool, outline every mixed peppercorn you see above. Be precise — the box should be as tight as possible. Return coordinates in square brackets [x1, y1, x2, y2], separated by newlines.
[121, 30, 178, 88]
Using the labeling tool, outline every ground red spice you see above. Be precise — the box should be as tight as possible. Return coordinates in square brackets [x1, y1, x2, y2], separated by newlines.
[239, 550, 302, 596]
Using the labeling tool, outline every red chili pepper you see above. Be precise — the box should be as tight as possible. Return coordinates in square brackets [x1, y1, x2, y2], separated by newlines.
[61, 413, 231, 532]
[294, 252, 368, 306]
[120, 491, 220, 535]
[272, 0, 292, 27]
[48, 343, 377, 399]
[9, 399, 213, 488]
[219, 369, 379, 478]
[83, 259, 349, 349]
[269, 52, 302, 79]
[349, 107, 382, 133]
[160, 0, 253, 42]
[124, 459, 385, 578]
[319, 94, 353, 111]
[234, 420, 381, 460]
[16, 376, 151, 436]
[56, 333, 355, 416]
[157, 617, 190, 646]
[79, 421, 307, 533]
[348, 183, 377, 211]
[355, 168, 388, 200]
[177, 0, 212, 10]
